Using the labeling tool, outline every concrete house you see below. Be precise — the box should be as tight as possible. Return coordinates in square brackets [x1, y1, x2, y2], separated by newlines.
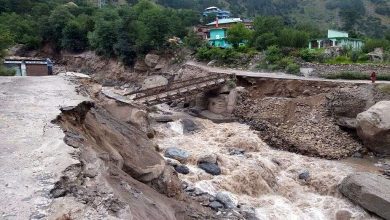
[203, 6, 231, 19]
[3, 57, 53, 76]
[206, 18, 252, 48]
[309, 30, 364, 50]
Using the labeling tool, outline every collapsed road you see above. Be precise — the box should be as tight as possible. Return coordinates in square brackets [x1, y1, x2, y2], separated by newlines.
[0, 76, 87, 219]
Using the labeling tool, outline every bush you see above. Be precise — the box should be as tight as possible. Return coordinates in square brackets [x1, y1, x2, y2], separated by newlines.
[299, 48, 325, 62]
[286, 63, 300, 75]
[265, 45, 282, 64]
[277, 57, 293, 69]
[326, 56, 352, 64]
[0, 66, 16, 76]
[325, 71, 390, 81]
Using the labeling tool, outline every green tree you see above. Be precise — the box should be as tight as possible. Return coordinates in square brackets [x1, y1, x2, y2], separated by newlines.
[61, 20, 88, 52]
[227, 23, 252, 48]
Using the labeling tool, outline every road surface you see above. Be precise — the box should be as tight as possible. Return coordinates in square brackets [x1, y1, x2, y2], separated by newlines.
[186, 61, 390, 84]
[0, 76, 87, 219]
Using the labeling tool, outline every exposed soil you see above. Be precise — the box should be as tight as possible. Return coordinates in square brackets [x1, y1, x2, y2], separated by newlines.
[234, 78, 390, 159]
[50, 101, 214, 219]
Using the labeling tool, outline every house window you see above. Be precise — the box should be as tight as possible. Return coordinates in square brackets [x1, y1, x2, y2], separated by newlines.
[216, 35, 220, 39]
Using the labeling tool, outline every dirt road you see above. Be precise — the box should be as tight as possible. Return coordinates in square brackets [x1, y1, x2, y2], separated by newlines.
[186, 61, 390, 84]
[0, 76, 87, 219]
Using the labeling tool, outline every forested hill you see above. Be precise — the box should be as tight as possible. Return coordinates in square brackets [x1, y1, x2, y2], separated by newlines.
[157, 0, 390, 38]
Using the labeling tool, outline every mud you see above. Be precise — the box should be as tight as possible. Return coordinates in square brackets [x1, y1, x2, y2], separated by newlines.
[234, 78, 390, 159]
[50, 101, 214, 219]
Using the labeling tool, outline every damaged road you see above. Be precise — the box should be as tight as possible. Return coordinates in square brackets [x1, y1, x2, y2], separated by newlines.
[0, 76, 213, 219]
[0, 76, 87, 219]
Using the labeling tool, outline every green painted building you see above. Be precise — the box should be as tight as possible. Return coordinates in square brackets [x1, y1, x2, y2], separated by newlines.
[309, 30, 364, 50]
[208, 28, 232, 48]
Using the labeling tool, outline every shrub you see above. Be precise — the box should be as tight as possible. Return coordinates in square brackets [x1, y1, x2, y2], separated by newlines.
[277, 57, 293, 69]
[286, 63, 300, 75]
[325, 71, 390, 81]
[326, 56, 352, 64]
[350, 51, 359, 63]
[265, 45, 282, 64]
[0, 66, 16, 76]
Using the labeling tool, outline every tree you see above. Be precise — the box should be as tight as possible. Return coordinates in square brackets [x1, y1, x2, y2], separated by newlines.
[61, 20, 88, 52]
[226, 23, 252, 48]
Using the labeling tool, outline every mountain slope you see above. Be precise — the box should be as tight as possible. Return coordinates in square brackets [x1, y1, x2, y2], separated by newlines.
[157, 0, 390, 37]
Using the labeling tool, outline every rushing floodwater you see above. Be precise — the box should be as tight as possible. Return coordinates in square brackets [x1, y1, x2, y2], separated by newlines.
[152, 107, 380, 220]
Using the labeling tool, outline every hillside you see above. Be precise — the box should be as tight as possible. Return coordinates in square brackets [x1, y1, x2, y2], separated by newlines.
[157, 0, 390, 38]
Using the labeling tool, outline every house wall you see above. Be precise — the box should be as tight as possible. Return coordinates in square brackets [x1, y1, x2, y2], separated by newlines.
[328, 30, 348, 38]
[210, 29, 226, 40]
[26, 64, 48, 76]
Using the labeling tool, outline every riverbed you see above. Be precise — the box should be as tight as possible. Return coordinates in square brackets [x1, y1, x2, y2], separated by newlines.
[152, 106, 380, 220]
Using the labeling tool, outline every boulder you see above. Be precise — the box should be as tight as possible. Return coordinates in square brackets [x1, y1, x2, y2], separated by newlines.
[142, 75, 168, 90]
[181, 118, 198, 133]
[198, 153, 217, 164]
[356, 101, 390, 155]
[174, 165, 190, 175]
[215, 191, 238, 209]
[339, 172, 390, 220]
[336, 117, 357, 130]
[198, 162, 221, 176]
[134, 59, 148, 72]
[298, 171, 310, 181]
[164, 147, 190, 163]
[145, 53, 160, 68]
[208, 201, 223, 210]
[335, 210, 352, 220]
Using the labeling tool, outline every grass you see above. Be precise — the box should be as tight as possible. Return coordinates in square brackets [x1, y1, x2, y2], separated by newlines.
[324, 71, 390, 81]
[377, 84, 390, 94]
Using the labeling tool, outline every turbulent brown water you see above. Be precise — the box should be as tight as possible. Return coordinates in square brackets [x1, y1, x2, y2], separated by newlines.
[152, 105, 380, 220]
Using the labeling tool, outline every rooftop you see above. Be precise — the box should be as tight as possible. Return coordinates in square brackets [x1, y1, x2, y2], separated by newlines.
[207, 18, 242, 26]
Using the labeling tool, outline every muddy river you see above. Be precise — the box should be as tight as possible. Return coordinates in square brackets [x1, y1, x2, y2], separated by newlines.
[151, 105, 384, 220]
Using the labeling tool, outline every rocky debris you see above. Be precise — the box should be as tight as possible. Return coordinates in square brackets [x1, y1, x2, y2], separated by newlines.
[181, 118, 199, 133]
[198, 153, 217, 164]
[298, 170, 310, 181]
[174, 165, 190, 175]
[145, 53, 160, 68]
[215, 191, 238, 209]
[198, 162, 221, 175]
[63, 131, 84, 148]
[134, 59, 148, 72]
[336, 117, 357, 130]
[164, 147, 190, 163]
[235, 88, 362, 159]
[357, 101, 390, 155]
[208, 201, 224, 210]
[339, 172, 390, 220]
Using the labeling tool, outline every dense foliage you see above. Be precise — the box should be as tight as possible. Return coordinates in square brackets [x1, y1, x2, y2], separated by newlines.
[0, 0, 199, 65]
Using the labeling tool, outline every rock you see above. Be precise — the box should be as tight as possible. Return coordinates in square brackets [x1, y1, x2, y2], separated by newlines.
[336, 117, 357, 130]
[142, 75, 168, 90]
[356, 101, 390, 155]
[229, 148, 245, 155]
[215, 191, 238, 209]
[335, 210, 352, 220]
[339, 172, 390, 220]
[134, 59, 148, 72]
[298, 171, 310, 181]
[207, 60, 217, 66]
[198, 162, 221, 176]
[302, 89, 311, 96]
[153, 115, 174, 123]
[181, 118, 198, 133]
[198, 153, 217, 164]
[164, 147, 190, 163]
[209, 201, 224, 210]
[144, 53, 160, 68]
[352, 152, 363, 158]
[174, 165, 190, 175]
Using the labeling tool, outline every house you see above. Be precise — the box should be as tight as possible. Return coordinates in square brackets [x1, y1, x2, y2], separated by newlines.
[309, 30, 364, 50]
[206, 18, 253, 48]
[3, 57, 53, 76]
[203, 6, 231, 19]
